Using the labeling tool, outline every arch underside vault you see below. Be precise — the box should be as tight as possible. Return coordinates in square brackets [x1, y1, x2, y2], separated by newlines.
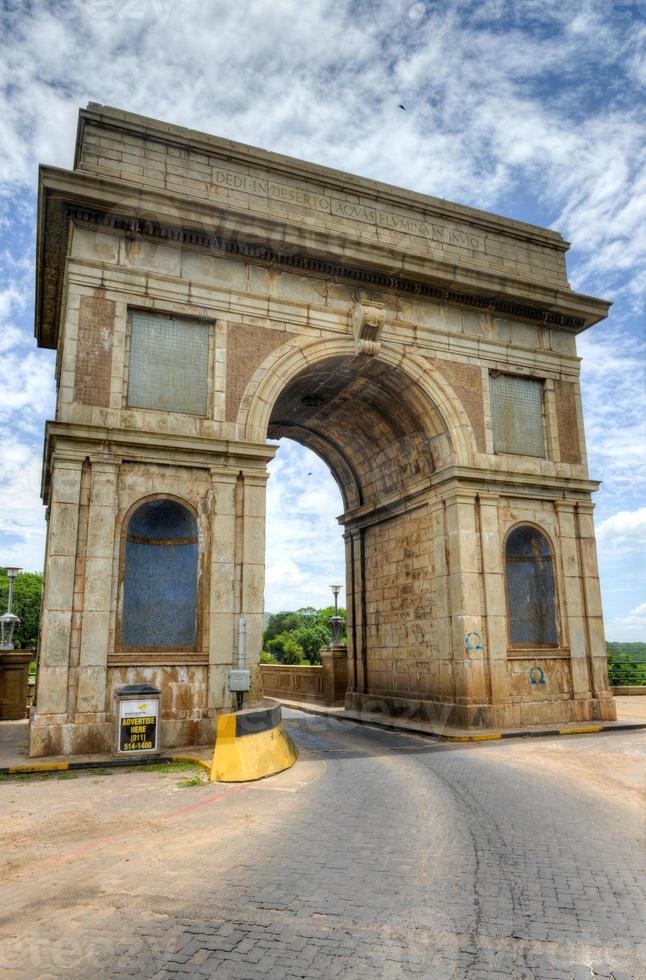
[267, 354, 451, 514]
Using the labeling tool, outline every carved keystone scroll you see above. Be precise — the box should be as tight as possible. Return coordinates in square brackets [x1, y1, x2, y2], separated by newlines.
[350, 301, 386, 355]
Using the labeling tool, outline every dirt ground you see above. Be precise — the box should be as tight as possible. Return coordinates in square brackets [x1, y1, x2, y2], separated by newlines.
[0, 715, 643, 979]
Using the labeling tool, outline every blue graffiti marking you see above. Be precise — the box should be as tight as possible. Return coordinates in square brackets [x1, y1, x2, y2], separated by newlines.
[529, 666, 546, 685]
[465, 632, 483, 653]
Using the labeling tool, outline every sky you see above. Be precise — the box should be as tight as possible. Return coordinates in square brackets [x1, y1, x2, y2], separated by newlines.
[0, 0, 644, 636]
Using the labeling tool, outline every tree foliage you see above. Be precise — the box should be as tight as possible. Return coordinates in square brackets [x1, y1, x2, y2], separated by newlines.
[266, 632, 306, 665]
[606, 642, 646, 662]
[0, 570, 43, 649]
[606, 642, 646, 686]
[263, 606, 346, 665]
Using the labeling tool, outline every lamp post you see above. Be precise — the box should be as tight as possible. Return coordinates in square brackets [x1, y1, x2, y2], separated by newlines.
[1, 566, 22, 651]
[328, 584, 344, 646]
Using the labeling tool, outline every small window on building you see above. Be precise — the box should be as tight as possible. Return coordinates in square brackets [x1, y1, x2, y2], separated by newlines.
[121, 499, 198, 649]
[127, 311, 209, 415]
[506, 526, 558, 647]
[490, 373, 545, 457]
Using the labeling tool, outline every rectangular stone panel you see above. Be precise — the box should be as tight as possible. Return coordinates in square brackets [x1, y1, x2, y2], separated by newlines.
[554, 379, 582, 463]
[225, 323, 286, 423]
[490, 373, 545, 457]
[434, 359, 485, 453]
[127, 311, 209, 415]
[74, 295, 115, 406]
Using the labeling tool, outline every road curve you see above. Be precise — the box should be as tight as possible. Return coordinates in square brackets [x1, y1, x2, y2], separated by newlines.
[0, 709, 643, 979]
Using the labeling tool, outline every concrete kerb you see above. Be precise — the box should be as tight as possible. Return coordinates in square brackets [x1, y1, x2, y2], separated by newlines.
[1, 701, 297, 780]
[4, 701, 643, 776]
[276, 698, 646, 743]
[1, 754, 208, 777]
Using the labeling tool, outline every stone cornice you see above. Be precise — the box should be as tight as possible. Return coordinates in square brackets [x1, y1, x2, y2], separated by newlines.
[77, 105, 570, 250]
[41, 421, 276, 502]
[35, 165, 611, 349]
[341, 466, 599, 530]
[70, 202, 592, 330]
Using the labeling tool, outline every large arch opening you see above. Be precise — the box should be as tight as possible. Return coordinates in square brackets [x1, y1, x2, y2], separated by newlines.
[265, 438, 345, 617]
[266, 354, 452, 513]
[261, 351, 455, 704]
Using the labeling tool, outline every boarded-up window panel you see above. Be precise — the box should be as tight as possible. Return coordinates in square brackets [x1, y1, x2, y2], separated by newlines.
[226, 323, 287, 423]
[121, 499, 198, 649]
[506, 526, 558, 646]
[128, 312, 209, 416]
[554, 380, 582, 463]
[74, 295, 116, 406]
[434, 359, 485, 452]
[491, 374, 545, 457]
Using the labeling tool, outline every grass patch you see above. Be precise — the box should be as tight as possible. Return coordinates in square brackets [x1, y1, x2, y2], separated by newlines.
[143, 760, 201, 774]
[0, 759, 207, 783]
[0, 770, 71, 783]
[177, 773, 208, 788]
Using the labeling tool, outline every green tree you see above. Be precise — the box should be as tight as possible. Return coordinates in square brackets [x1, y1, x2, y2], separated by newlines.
[264, 611, 304, 642]
[266, 632, 305, 665]
[291, 623, 330, 665]
[0, 570, 43, 649]
[263, 605, 347, 665]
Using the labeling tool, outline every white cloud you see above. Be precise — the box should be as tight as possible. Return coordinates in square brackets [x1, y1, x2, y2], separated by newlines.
[265, 440, 345, 611]
[596, 507, 646, 556]
[577, 327, 646, 499]
[0, 435, 47, 572]
[0, 0, 642, 306]
[0, 0, 643, 627]
[609, 602, 646, 641]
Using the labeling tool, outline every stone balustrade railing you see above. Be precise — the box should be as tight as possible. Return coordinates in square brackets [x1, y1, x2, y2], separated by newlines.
[259, 645, 348, 706]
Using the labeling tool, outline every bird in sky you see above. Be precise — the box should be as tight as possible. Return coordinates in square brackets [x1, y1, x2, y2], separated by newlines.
[398, 104, 407, 110]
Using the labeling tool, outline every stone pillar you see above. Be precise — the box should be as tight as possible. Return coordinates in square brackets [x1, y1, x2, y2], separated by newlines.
[477, 494, 509, 717]
[576, 502, 616, 719]
[208, 468, 237, 711]
[344, 528, 367, 704]
[75, 460, 119, 724]
[444, 488, 489, 726]
[241, 469, 268, 699]
[30, 457, 84, 755]
[321, 644, 348, 705]
[429, 499, 452, 709]
[343, 531, 357, 692]
[554, 500, 591, 704]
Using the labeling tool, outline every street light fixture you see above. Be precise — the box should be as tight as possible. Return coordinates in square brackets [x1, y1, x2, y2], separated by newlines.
[328, 584, 344, 646]
[330, 584, 341, 614]
[1, 566, 22, 650]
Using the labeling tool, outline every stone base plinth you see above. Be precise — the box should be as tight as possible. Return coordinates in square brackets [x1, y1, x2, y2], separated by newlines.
[0, 651, 32, 721]
[345, 690, 617, 730]
[321, 645, 348, 705]
[29, 710, 217, 758]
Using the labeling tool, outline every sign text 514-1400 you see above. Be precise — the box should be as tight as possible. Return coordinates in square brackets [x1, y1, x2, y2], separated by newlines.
[120, 715, 156, 751]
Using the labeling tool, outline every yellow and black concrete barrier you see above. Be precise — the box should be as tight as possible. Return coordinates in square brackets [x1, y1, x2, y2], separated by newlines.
[210, 701, 298, 782]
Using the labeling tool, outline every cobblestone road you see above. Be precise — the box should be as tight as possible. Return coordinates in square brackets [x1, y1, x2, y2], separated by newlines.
[1, 712, 644, 979]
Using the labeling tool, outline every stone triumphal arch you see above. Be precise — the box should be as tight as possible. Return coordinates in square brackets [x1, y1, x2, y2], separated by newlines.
[30, 104, 615, 756]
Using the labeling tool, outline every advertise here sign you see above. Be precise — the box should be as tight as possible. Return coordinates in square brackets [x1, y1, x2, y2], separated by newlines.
[119, 698, 159, 753]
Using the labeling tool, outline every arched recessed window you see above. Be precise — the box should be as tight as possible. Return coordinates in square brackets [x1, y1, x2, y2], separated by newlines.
[121, 499, 198, 649]
[505, 526, 558, 647]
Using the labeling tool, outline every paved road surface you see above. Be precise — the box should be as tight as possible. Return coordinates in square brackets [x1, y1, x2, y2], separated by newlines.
[1, 711, 644, 979]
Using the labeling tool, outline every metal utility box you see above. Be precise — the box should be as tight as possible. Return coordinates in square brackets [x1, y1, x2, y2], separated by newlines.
[115, 684, 161, 755]
[228, 669, 250, 693]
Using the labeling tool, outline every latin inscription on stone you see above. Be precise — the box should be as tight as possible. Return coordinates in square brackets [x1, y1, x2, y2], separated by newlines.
[210, 166, 486, 252]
